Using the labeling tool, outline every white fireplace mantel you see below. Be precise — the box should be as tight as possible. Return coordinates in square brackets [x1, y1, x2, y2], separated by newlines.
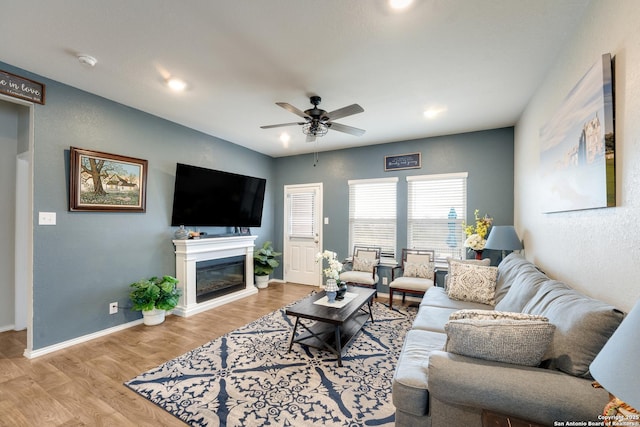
[173, 235, 258, 317]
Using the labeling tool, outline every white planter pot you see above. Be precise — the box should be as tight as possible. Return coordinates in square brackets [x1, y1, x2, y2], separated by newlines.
[142, 308, 166, 326]
[255, 275, 270, 289]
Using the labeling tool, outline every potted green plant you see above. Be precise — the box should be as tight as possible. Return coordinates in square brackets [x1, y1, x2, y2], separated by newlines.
[129, 275, 182, 325]
[253, 241, 281, 289]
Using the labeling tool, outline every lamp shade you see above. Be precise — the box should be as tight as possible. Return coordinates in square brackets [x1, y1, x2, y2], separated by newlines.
[590, 299, 640, 410]
[484, 226, 523, 251]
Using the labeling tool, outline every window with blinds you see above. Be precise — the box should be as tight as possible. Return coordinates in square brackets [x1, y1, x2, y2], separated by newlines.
[348, 177, 398, 259]
[407, 173, 468, 260]
[288, 191, 316, 238]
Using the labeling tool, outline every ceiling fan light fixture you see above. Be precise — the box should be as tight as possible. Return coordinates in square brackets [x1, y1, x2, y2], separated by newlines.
[302, 122, 328, 137]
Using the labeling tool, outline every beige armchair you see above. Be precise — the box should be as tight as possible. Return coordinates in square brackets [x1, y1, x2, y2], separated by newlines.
[388, 249, 435, 309]
[340, 246, 381, 296]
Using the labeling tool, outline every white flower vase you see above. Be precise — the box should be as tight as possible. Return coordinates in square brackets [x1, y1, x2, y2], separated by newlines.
[325, 279, 339, 303]
[142, 308, 166, 326]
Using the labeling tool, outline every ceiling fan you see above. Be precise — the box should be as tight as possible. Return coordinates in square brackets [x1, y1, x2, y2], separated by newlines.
[261, 95, 365, 142]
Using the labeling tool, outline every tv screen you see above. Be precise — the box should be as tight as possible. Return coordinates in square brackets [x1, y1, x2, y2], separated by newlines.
[170, 163, 266, 227]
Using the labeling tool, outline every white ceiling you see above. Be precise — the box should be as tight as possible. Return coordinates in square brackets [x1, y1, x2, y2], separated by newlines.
[0, 0, 589, 157]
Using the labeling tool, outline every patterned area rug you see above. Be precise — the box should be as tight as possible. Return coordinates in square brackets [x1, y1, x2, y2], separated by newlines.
[125, 299, 417, 427]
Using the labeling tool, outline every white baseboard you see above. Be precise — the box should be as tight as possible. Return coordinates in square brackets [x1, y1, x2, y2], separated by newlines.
[24, 318, 144, 359]
[0, 324, 16, 333]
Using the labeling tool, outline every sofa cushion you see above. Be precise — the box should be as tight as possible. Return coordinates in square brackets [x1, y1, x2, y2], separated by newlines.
[444, 312, 555, 367]
[392, 329, 448, 417]
[412, 306, 460, 333]
[522, 281, 624, 378]
[494, 269, 550, 313]
[447, 262, 498, 305]
[421, 287, 494, 311]
[493, 253, 541, 305]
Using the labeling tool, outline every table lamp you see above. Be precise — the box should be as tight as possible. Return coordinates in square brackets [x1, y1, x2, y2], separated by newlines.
[590, 299, 640, 420]
[484, 226, 523, 261]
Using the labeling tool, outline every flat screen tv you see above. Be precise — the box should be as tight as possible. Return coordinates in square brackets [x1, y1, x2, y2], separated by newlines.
[170, 163, 266, 227]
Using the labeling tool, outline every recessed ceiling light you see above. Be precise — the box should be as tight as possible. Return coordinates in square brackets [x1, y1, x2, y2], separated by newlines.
[389, 0, 413, 10]
[280, 132, 291, 146]
[167, 78, 187, 92]
[424, 107, 447, 119]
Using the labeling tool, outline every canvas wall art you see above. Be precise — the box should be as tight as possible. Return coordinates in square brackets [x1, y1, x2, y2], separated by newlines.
[539, 53, 615, 213]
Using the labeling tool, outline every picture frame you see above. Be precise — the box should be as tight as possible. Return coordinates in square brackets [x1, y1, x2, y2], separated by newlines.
[384, 152, 421, 171]
[0, 69, 46, 105]
[69, 147, 148, 212]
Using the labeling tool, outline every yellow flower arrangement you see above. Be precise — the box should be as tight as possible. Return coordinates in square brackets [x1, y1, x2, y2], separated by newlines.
[462, 210, 493, 252]
[463, 209, 493, 239]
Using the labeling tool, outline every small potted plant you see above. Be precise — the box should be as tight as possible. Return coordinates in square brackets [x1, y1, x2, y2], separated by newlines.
[129, 275, 182, 325]
[253, 241, 281, 289]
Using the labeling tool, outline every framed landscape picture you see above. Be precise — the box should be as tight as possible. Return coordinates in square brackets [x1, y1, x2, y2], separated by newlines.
[539, 53, 615, 213]
[69, 147, 148, 212]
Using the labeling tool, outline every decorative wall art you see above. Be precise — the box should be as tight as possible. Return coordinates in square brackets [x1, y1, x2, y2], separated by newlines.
[69, 147, 148, 212]
[385, 152, 421, 171]
[539, 53, 615, 213]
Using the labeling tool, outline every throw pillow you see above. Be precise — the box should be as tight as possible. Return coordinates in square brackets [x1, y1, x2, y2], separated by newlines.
[404, 261, 435, 279]
[444, 257, 491, 291]
[446, 262, 498, 305]
[444, 315, 555, 367]
[449, 309, 549, 322]
[353, 256, 377, 273]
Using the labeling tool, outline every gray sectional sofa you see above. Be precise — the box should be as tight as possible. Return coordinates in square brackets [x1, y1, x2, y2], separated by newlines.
[392, 253, 625, 426]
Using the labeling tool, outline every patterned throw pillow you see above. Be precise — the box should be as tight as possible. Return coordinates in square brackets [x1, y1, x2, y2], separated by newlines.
[404, 261, 435, 279]
[444, 313, 555, 366]
[353, 256, 378, 273]
[446, 262, 498, 305]
[449, 309, 549, 322]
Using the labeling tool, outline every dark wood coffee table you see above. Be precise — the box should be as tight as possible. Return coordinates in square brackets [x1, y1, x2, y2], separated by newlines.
[286, 286, 376, 366]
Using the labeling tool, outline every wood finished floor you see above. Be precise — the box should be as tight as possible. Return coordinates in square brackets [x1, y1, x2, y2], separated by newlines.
[0, 284, 399, 427]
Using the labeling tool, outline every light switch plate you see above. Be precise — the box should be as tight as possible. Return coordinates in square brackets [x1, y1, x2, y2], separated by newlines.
[38, 212, 56, 225]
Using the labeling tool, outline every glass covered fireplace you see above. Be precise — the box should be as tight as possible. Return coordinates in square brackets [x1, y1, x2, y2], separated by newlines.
[196, 255, 245, 303]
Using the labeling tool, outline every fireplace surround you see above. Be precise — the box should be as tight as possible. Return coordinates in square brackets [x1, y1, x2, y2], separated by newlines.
[173, 235, 258, 317]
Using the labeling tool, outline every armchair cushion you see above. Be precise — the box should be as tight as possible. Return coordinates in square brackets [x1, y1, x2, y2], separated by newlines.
[444, 312, 555, 366]
[447, 262, 498, 305]
[352, 255, 378, 273]
[404, 261, 434, 279]
[390, 276, 434, 292]
[339, 270, 378, 285]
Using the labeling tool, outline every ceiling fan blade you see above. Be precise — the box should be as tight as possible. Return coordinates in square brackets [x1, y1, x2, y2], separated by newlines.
[328, 122, 366, 136]
[324, 104, 364, 121]
[306, 134, 316, 143]
[276, 102, 310, 119]
[260, 122, 305, 129]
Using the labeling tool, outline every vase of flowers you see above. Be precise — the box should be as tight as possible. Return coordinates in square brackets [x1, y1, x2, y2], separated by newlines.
[463, 209, 493, 259]
[316, 250, 345, 301]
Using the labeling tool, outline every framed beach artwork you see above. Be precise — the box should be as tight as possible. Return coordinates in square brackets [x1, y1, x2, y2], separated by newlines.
[69, 147, 148, 212]
[539, 53, 615, 213]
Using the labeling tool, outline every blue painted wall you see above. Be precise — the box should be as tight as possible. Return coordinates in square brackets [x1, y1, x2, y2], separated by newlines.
[271, 128, 515, 287]
[0, 62, 275, 349]
[2, 60, 513, 350]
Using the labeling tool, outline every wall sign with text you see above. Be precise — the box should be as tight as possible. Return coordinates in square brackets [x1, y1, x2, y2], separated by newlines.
[384, 152, 421, 171]
[0, 69, 46, 105]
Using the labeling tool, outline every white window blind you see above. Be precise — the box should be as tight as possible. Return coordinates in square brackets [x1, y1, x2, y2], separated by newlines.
[407, 173, 467, 260]
[288, 191, 315, 238]
[348, 178, 397, 258]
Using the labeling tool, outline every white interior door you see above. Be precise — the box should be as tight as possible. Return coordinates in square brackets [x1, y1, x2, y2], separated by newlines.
[284, 183, 322, 286]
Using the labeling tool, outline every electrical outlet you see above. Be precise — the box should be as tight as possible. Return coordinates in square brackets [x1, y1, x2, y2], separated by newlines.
[109, 302, 118, 314]
[382, 277, 388, 285]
